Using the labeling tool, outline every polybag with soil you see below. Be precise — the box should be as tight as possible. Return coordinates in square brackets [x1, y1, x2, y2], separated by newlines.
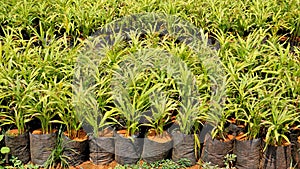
[260, 143, 292, 169]
[115, 133, 143, 165]
[291, 133, 300, 169]
[201, 134, 233, 167]
[142, 131, 173, 163]
[5, 131, 30, 164]
[62, 134, 88, 166]
[29, 132, 57, 166]
[89, 133, 115, 165]
[233, 138, 261, 169]
[172, 131, 197, 166]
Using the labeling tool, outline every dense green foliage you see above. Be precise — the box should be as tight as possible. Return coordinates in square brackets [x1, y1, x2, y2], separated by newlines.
[0, 1, 299, 167]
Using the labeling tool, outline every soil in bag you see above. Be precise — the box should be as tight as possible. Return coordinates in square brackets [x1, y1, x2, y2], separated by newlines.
[89, 129, 115, 165]
[62, 130, 88, 166]
[172, 131, 197, 166]
[233, 137, 261, 169]
[260, 143, 292, 169]
[5, 129, 30, 164]
[30, 130, 57, 166]
[201, 134, 233, 167]
[142, 130, 173, 163]
[115, 130, 143, 165]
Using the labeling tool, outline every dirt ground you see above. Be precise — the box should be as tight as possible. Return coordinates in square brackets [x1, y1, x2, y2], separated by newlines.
[69, 160, 202, 169]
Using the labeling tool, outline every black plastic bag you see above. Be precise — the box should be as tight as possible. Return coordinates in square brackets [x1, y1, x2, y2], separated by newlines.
[62, 134, 88, 166]
[29, 132, 57, 166]
[201, 134, 233, 167]
[260, 143, 292, 169]
[172, 131, 197, 166]
[5, 132, 30, 164]
[142, 133, 173, 163]
[115, 133, 143, 165]
[293, 142, 300, 169]
[291, 133, 300, 169]
[295, 141, 300, 169]
[89, 135, 115, 165]
[233, 138, 261, 169]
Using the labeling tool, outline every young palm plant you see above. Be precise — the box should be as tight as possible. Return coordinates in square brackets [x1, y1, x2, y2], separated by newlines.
[74, 84, 118, 165]
[31, 82, 61, 134]
[260, 95, 297, 168]
[112, 51, 163, 165]
[171, 59, 204, 166]
[237, 97, 269, 140]
[0, 70, 40, 134]
[29, 81, 63, 166]
[73, 50, 121, 165]
[262, 97, 297, 148]
[0, 68, 40, 164]
[202, 74, 233, 168]
[55, 81, 82, 139]
[73, 74, 118, 137]
[175, 60, 201, 135]
[112, 61, 162, 137]
[143, 90, 176, 136]
[141, 89, 176, 163]
[232, 97, 269, 169]
[52, 80, 90, 167]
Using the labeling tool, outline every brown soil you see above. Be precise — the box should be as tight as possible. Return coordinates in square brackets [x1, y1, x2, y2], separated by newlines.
[72, 160, 201, 169]
[98, 128, 114, 137]
[279, 36, 300, 42]
[262, 138, 291, 147]
[291, 126, 300, 131]
[188, 165, 201, 169]
[0, 116, 5, 120]
[237, 124, 245, 128]
[116, 129, 127, 135]
[28, 160, 202, 169]
[32, 129, 43, 135]
[281, 141, 291, 146]
[222, 134, 235, 142]
[6, 129, 20, 136]
[279, 36, 288, 41]
[64, 129, 88, 142]
[227, 118, 236, 124]
[116, 129, 135, 138]
[32, 129, 57, 135]
[147, 130, 172, 143]
[235, 132, 247, 141]
[171, 116, 177, 123]
[70, 161, 118, 169]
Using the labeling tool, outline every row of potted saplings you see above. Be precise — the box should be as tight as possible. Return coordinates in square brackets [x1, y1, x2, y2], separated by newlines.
[201, 123, 300, 169]
[4, 123, 300, 169]
[1, 87, 300, 169]
[3, 126, 199, 167]
[1, 124, 197, 167]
